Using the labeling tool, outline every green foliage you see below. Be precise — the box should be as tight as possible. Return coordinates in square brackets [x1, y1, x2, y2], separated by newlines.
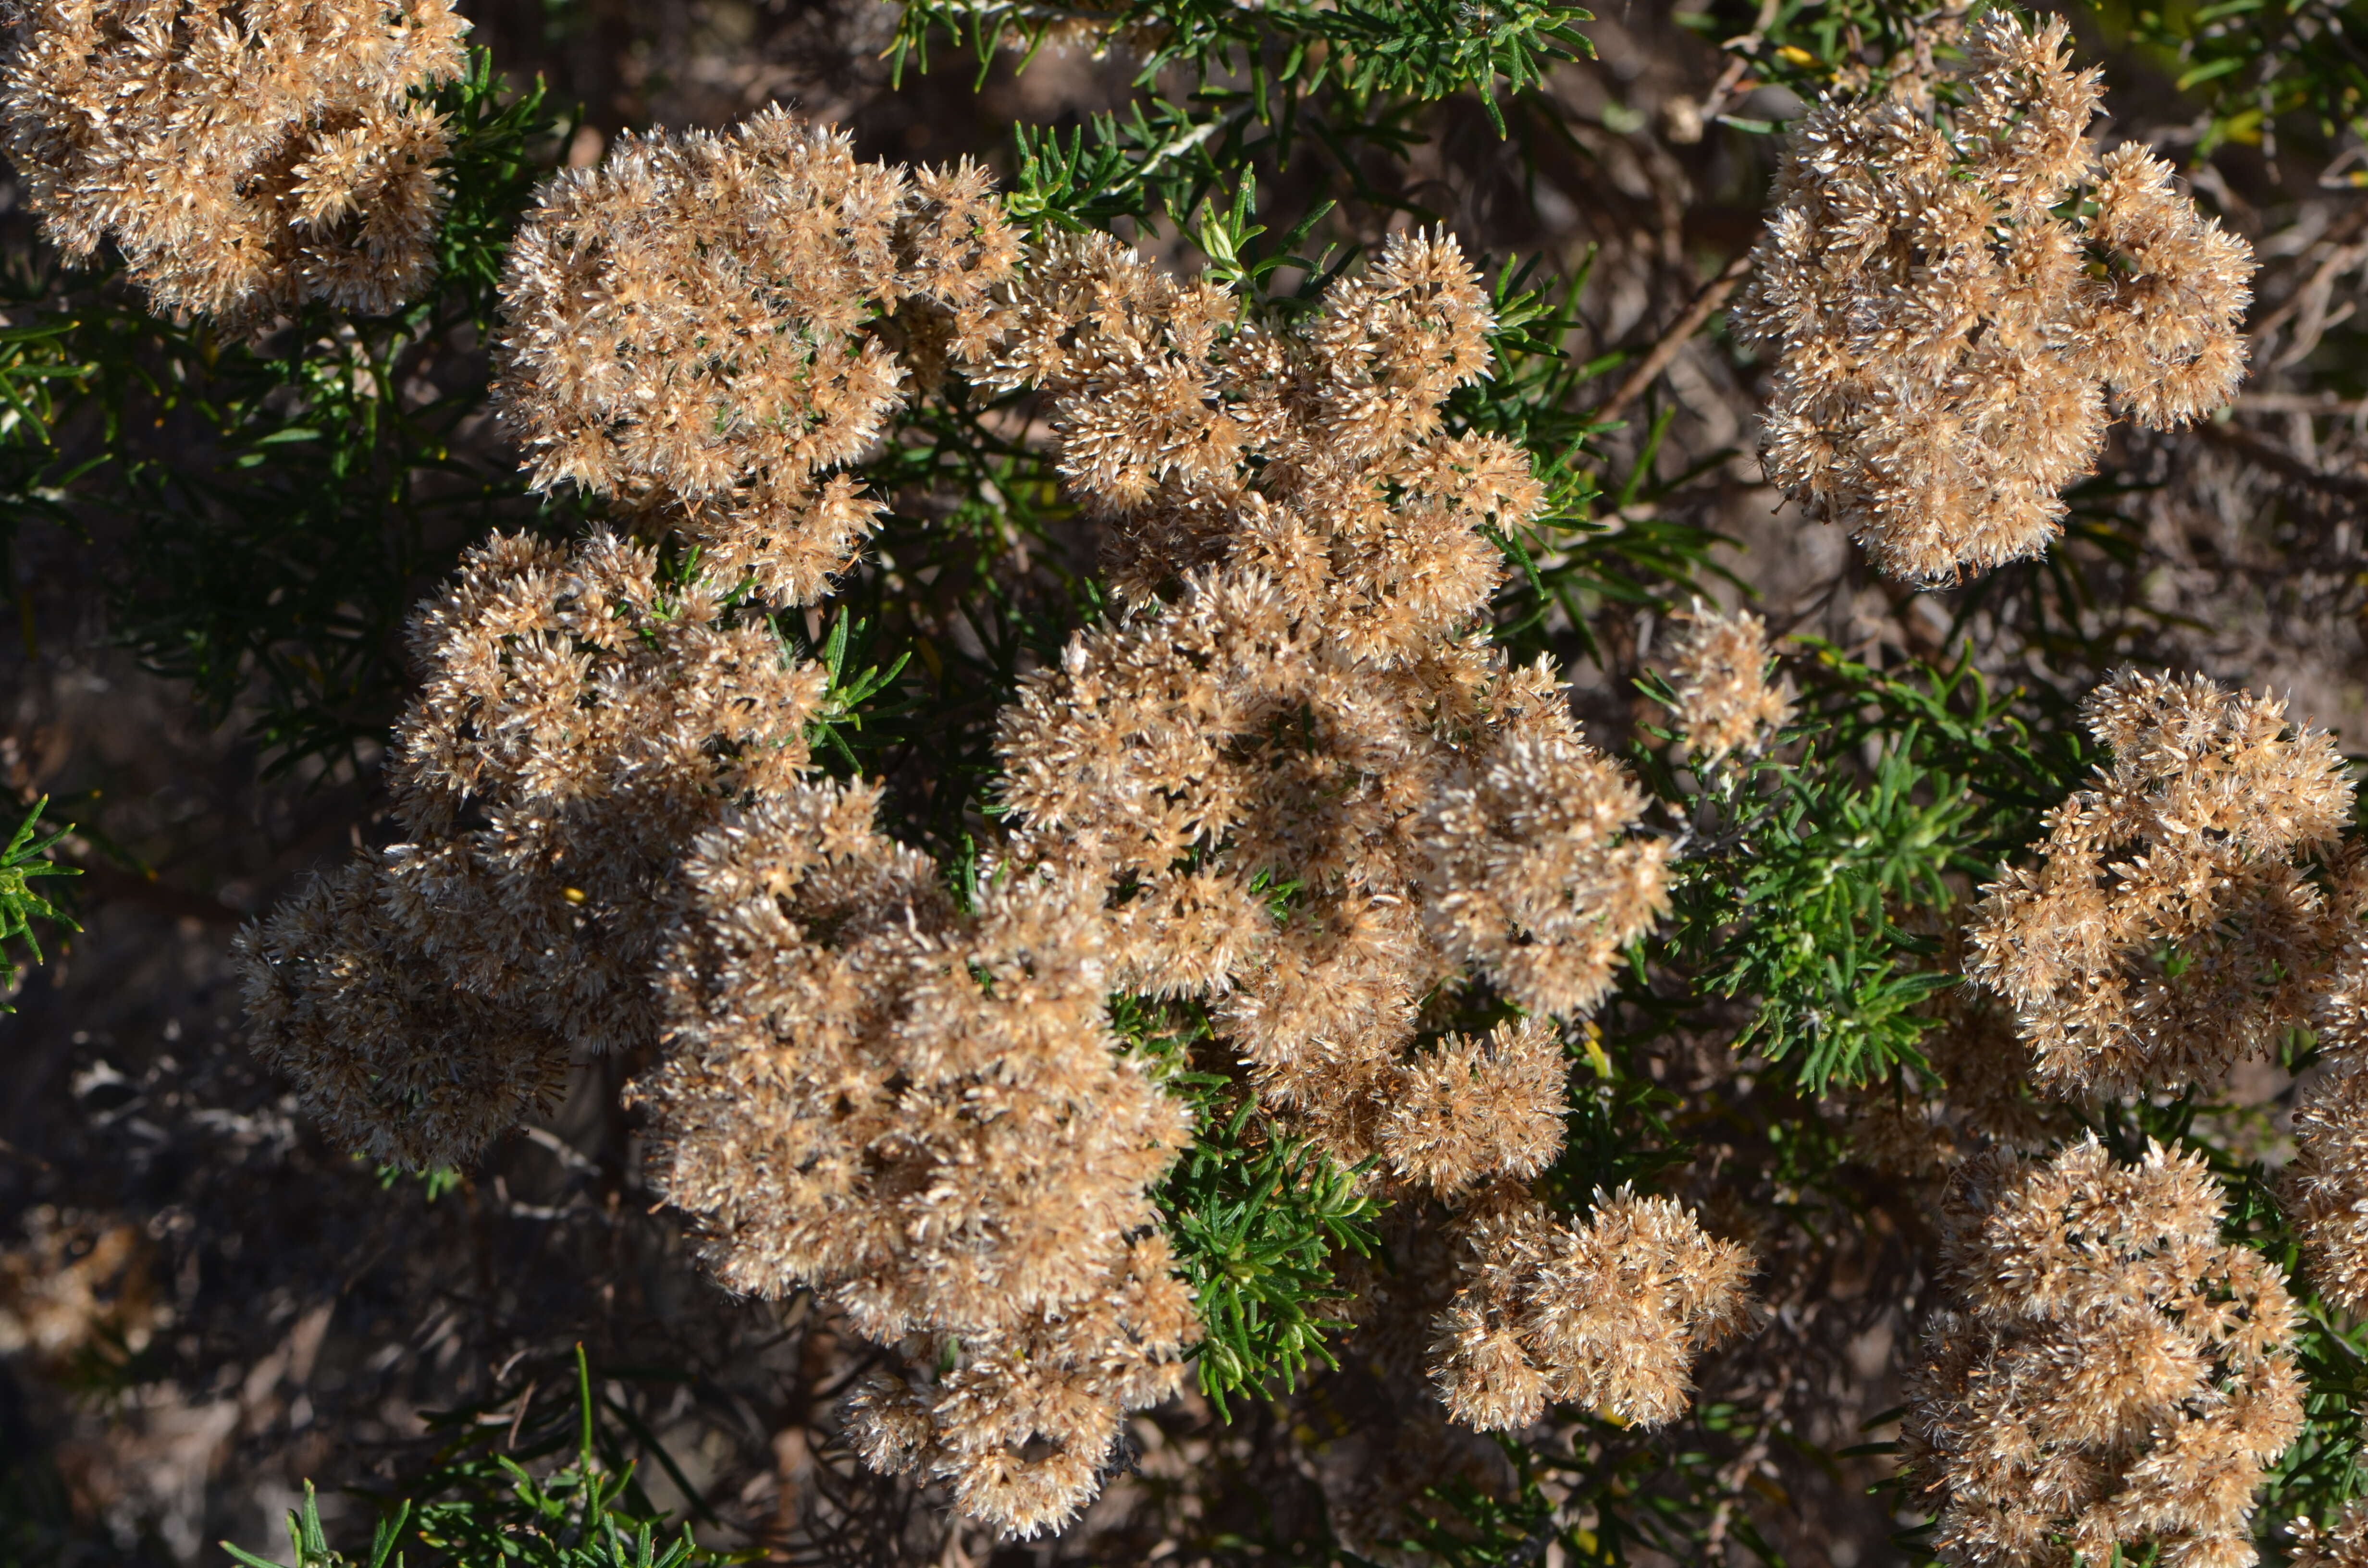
[1162, 1098, 1380, 1418]
[0, 301, 100, 586]
[2119, 0, 2367, 160]
[1452, 256, 1731, 667]
[897, 0, 1593, 270]
[369, 1158, 463, 1201]
[429, 51, 570, 325]
[1670, 0, 1944, 129]
[0, 796, 77, 1011]
[222, 1349, 721, 1568]
[1649, 646, 2091, 1094]
[894, 0, 1593, 136]
[1540, 1029, 1691, 1209]
[1125, 1001, 1381, 1419]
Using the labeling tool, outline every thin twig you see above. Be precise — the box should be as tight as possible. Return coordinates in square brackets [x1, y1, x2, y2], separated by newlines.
[2190, 418, 2368, 500]
[1592, 250, 1756, 425]
[2246, 196, 2368, 353]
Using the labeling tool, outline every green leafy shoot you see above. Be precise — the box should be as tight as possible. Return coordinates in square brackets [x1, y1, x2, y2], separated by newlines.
[1160, 1097, 1379, 1420]
[1445, 252, 1732, 666]
[1652, 647, 2086, 1096]
[222, 1482, 407, 1568]
[428, 49, 569, 328]
[893, 0, 1593, 137]
[799, 606, 913, 773]
[0, 796, 78, 1011]
[222, 1348, 720, 1568]
[369, 1158, 463, 1202]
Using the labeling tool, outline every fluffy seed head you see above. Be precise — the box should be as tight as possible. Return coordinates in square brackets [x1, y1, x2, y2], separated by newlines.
[1905, 1137, 2304, 1568]
[1664, 604, 1793, 764]
[1, 0, 468, 324]
[1431, 1183, 1756, 1432]
[1965, 668, 2355, 1098]
[496, 110, 1017, 605]
[1732, 12, 2255, 583]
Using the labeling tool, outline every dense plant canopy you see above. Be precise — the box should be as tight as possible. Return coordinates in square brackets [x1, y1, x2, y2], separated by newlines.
[2, 0, 2368, 1563]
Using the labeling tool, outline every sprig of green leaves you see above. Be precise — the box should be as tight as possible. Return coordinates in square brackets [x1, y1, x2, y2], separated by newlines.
[0, 796, 78, 1011]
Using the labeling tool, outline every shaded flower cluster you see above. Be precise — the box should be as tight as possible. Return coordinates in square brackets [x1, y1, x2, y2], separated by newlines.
[2284, 943, 2368, 1319]
[1905, 1138, 2304, 1568]
[495, 109, 1018, 606]
[1, 0, 468, 323]
[1965, 667, 2355, 1098]
[236, 530, 825, 1167]
[632, 794, 1193, 1537]
[1732, 13, 2256, 582]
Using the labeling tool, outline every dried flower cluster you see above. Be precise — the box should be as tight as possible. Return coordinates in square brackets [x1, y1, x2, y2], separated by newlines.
[1732, 13, 2256, 582]
[1906, 1138, 2304, 1568]
[988, 232, 1666, 1146]
[236, 530, 826, 1167]
[2292, 1503, 2368, 1568]
[1664, 604, 1793, 764]
[1, 0, 467, 323]
[1430, 1183, 1754, 1432]
[2284, 944, 2368, 1318]
[982, 233, 1744, 1433]
[496, 110, 1018, 605]
[1965, 668, 2355, 1098]
[240, 219, 1758, 1533]
[631, 796, 1193, 1537]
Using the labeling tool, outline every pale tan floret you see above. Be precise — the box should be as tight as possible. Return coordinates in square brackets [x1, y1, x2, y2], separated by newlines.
[2285, 1062, 2368, 1320]
[1429, 1182, 1755, 1432]
[845, 1233, 1195, 1539]
[1663, 604, 1793, 764]
[1415, 719, 1674, 1019]
[2291, 1501, 2368, 1568]
[1731, 13, 2256, 583]
[1380, 1018, 1569, 1193]
[236, 529, 827, 1167]
[0, 0, 467, 325]
[1904, 1137, 2304, 1568]
[496, 109, 1018, 605]
[2286, 936, 2368, 1317]
[631, 796, 1194, 1538]
[1965, 668, 2356, 1098]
